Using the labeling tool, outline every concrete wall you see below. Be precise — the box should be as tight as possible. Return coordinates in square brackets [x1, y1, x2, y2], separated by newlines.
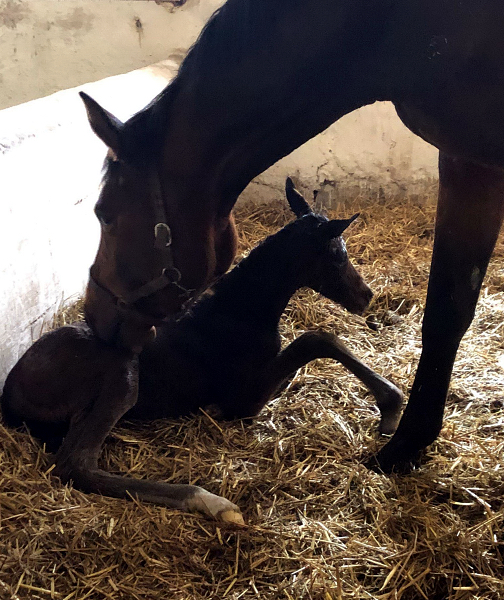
[248, 102, 439, 206]
[0, 0, 224, 110]
[0, 0, 438, 202]
[0, 0, 439, 387]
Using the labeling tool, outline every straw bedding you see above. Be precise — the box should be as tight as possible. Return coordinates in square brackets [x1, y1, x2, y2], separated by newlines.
[1, 195, 503, 599]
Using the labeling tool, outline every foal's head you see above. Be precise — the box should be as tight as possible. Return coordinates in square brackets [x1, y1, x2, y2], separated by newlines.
[285, 178, 372, 315]
[80, 92, 237, 346]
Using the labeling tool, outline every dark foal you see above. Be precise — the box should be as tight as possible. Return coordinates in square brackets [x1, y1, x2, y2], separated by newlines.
[80, 1, 504, 472]
[134, 180, 402, 429]
[1, 180, 402, 522]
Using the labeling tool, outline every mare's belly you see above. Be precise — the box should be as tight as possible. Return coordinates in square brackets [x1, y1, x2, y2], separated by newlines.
[395, 101, 504, 169]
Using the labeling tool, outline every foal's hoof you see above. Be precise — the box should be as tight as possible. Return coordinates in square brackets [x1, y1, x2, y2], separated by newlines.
[378, 410, 402, 436]
[188, 488, 246, 526]
[219, 510, 246, 526]
[376, 385, 404, 436]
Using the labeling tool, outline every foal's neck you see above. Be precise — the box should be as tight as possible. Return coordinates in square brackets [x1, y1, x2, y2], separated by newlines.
[205, 227, 309, 329]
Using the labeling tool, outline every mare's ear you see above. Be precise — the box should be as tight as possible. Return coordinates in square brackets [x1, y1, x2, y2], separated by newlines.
[323, 213, 360, 238]
[80, 92, 124, 158]
[285, 177, 313, 217]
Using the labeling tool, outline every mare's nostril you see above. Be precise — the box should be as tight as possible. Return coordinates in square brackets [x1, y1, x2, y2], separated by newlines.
[358, 287, 373, 313]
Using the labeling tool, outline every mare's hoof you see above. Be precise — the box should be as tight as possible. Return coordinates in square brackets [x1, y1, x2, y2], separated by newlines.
[365, 453, 418, 475]
[202, 404, 225, 420]
[365, 441, 422, 475]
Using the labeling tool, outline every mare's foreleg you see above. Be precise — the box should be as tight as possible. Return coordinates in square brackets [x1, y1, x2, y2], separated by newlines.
[54, 358, 243, 524]
[375, 154, 504, 472]
[259, 330, 403, 433]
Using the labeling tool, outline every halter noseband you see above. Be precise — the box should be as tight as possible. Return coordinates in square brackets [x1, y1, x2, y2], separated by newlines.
[90, 168, 190, 320]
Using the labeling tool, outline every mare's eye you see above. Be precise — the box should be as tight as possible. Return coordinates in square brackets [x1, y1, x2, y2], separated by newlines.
[95, 207, 114, 227]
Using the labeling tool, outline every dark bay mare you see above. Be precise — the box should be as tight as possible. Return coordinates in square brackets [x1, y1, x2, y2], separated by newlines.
[1, 180, 402, 522]
[80, 0, 504, 472]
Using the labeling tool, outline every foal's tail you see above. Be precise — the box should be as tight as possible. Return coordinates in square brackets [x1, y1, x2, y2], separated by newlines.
[0, 388, 21, 428]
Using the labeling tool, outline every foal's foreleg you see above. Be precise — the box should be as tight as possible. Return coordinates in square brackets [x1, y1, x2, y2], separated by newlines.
[375, 154, 504, 472]
[262, 330, 403, 433]
[54, 360, 243, 524]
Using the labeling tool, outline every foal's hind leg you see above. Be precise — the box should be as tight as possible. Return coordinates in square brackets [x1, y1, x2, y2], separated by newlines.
[259, 330, 403, 433]
[375, 154, 504, 473]
[54, 358, 243, 524]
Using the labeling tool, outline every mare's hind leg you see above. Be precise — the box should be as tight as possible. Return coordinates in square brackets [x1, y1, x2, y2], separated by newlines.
[375, 154, 504, 473]
[55, 358, 243, 524]
[257, 330, 403, 433]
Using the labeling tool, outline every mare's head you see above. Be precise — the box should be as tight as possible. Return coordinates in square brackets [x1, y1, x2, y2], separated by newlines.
[285, 178, 372, 314]
[80, 92, 237, 347]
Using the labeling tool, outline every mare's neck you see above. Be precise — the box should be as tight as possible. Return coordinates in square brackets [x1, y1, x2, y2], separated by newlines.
[156, 0, 390, 212]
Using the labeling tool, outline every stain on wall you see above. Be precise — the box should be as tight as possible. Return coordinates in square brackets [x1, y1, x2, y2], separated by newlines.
[155, 0, 189, 8]
[54, 7, 94, 32]
[133, 16, 144, 46]
[0, 0, 30, 29]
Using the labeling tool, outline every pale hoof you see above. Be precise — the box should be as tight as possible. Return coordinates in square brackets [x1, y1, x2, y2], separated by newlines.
[220, 510, 246, 526]
[187, 487, 246, 525]
[379, 411, 402, 436]
[377, 384, 404, 435]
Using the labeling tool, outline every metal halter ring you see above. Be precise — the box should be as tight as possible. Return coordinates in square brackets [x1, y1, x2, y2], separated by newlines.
[163, 267, 182, 284]
[154, 222, 172, 250]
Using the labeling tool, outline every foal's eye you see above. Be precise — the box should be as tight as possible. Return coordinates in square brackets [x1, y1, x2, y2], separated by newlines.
[329, 239, 347, 265]
[334, 250, 347, 265]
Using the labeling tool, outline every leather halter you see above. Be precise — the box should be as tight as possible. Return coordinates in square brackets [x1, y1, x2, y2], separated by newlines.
[90, 168, 190, 321]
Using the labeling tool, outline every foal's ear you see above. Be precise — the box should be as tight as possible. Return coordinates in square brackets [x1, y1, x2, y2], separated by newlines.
[285, 177, 313, 217]
[80, 92, 124, 157]
[323, 213, 360, 238]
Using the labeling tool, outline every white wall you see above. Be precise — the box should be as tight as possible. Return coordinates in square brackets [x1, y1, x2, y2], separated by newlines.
[248, 102, 438, 205]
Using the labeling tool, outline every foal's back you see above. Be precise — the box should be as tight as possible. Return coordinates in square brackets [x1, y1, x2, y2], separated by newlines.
[1, 323, 135, 443]
[133, 283, 283, 420]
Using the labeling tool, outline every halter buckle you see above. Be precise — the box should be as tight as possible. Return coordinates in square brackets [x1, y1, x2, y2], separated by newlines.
[154, 222, 172, 250]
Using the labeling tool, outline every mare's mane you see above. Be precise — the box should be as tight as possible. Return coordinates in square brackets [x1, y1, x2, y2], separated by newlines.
[117, 0, 288, 163]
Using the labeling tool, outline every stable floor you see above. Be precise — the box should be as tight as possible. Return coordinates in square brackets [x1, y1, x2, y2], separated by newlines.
[1, 196, 503, 599]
